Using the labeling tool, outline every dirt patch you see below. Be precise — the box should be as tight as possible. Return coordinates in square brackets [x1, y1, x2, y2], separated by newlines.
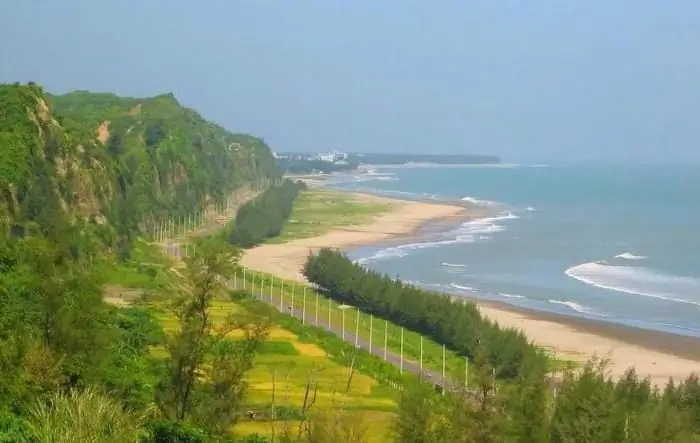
[103, 285, 143, 306]
[129, 104, 142, 115]
[97, 121, 111, 144]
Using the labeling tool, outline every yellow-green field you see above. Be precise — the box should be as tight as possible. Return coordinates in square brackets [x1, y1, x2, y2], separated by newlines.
[267, 189, 389, 243]
[237, 271, 472, 381]
[151, 298, 398, 441]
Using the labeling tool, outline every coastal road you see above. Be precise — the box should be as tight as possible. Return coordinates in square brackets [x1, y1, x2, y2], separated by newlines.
[244, 279, 459, 391]
[168, 242, 465, 392]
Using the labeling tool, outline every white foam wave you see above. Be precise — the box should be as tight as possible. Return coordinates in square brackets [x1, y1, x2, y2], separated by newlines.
[615, 252, 647, 260]
[356, 237, 474, 264]
[499, 293, 525, 299]
[442, 262, 467, 268]
[548, 299, 609, 317]
[565, 261, 700, 307]
[355, 211, 519, 264]
[461, 196, 500, 206]
[449, 283, 474, 292]
[458, 212, 519, 236]
[525, 206, 536, 212]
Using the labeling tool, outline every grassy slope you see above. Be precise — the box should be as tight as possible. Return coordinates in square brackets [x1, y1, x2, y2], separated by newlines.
[152, 298, 398, 440]
[266, 188, 389, 243]
[103, 242, 398, 441]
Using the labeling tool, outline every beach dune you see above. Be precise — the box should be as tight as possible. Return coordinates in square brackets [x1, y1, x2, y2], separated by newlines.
[242, 191, 700, 387]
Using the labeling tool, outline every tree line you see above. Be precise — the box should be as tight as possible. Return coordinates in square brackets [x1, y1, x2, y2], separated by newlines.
[303, 248, 547, 380]
[226, 180, 306, 248]
[396, 359, 700, 442]
[306, 248, 700, 442]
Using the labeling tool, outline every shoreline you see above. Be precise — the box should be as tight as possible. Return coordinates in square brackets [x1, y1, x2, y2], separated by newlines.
[242, 189, 700, 386]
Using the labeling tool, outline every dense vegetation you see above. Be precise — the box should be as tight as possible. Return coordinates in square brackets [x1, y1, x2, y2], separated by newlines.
[225, 180, 306, 248]
[355, 152, 501, 165]
[304, 248, 546, 379]
[0, 83, 279, 258]
[396, 361, 700, 442]
[0, 83, 283, 440]
[0, 214, 271, 441]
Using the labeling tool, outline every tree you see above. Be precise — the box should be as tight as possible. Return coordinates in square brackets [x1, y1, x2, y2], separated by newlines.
[156, 238, 268, 433]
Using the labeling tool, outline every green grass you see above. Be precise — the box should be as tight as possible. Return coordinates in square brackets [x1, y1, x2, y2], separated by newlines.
[266, 189, 389, 243]
[236, 270, 473, 384]
[98, 240, 175, 295]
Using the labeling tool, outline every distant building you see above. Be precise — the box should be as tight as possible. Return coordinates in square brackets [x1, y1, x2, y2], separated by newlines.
[315, 150, 348, 162]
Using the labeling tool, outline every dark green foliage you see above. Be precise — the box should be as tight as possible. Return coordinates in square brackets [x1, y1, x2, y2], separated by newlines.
[226, 180, 306, 248]
[142, 420, 209, 443]
[0, 83, 280, 258]
[304, 248, 546, 379]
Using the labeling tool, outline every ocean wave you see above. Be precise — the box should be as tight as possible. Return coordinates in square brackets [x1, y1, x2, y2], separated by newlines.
[449, 283, 475, 292]
[565, 261, 700, 307]
[355, 211, 519, 264]
[457, 212, 519, 236]
[525, 206, 536, 212]
[614, 252, 647, 260]
[441, 262, 467, 268]
[548, 299, 610, 317]
[461, 196, 500, 206]
[499, 293, 525, 299]
[355, 237, 475, 264]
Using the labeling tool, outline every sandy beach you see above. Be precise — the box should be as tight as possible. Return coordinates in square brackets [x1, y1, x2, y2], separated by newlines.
[242, 191, 700, 387]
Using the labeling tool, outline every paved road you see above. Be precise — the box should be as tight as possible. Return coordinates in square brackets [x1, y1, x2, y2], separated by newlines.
[246, 280, 459, 390]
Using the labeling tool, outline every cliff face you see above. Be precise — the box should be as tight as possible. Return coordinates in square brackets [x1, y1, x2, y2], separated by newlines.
[0, 83, 279, 250]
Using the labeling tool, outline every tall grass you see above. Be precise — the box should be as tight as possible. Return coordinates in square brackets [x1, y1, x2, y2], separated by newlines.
[26, 387, 148, 443]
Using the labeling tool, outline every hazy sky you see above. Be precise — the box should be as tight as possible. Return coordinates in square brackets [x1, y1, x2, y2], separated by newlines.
[2, 1, 699, 162]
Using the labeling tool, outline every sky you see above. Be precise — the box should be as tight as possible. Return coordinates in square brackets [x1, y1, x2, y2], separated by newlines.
[1, 1, 699, 163]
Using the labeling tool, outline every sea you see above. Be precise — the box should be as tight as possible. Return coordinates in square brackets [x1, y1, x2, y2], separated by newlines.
[322, 163, 700, 338]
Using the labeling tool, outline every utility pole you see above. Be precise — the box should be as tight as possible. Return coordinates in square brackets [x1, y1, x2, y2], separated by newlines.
[442, 344, 446, 395]
[369, 315, 373, 353]
[420, 336, 423, 379]
[354, 308, 360, 348]
[465, 357, 469, 391]
[384, 320, 388, 361]
[302, 286, 306, 324]
[291, 282, 295, 316]
[279, 282, 284, 311]
[400, 327, 404, 374]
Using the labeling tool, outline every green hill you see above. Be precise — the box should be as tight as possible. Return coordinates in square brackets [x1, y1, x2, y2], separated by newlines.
[0, 83, 279, 255]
